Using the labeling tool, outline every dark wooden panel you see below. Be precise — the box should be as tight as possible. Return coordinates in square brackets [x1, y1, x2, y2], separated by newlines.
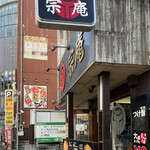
[130, 70, 150, 98]
[110, 83, 130, 102]
[97, 72, 111, 150]
[67, 92, 74, 139]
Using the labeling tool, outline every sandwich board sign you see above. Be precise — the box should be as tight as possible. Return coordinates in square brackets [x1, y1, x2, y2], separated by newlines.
[35, 0, 96, 31]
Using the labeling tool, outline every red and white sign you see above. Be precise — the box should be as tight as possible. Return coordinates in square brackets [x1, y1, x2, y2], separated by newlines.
[140, 133, 146, 144]
[60, 62, 66, 92]
[133, 145, 147, 150]
[133, 132, 147, 150]
[5, 125, 12, 146]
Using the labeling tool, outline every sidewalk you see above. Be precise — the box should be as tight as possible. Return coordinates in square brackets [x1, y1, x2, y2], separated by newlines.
[12, 140, 60, 150]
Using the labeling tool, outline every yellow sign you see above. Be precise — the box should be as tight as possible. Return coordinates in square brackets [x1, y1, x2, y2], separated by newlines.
[5, 90, 13, 125]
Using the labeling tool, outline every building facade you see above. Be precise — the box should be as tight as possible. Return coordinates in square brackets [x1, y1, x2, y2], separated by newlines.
[0, 0, 18, 142]
[57, 0, 150, 150]
[17, 0, 57, 127]
[0, 0, 58, 144]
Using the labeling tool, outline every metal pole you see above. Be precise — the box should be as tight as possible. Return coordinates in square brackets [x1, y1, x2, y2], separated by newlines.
[16, 93, 19, 150]
[20, 0, 23, 124]
[3, 38, 5, 143]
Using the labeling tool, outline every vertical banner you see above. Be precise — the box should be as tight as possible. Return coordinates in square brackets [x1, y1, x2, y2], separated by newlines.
[5, 90, 13, 146]
[131, 95, 148, 150]
[5, 90, 13, 125]
[5, 125, 12, 146]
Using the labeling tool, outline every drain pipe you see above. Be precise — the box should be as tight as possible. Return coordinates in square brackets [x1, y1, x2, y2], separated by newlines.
[20, 0, 23, 124]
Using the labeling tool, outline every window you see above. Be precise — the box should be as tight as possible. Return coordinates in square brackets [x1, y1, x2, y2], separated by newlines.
[0, 3, 18, 37]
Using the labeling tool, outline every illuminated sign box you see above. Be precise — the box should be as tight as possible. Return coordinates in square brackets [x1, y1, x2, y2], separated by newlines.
[35, 0, 96, 31]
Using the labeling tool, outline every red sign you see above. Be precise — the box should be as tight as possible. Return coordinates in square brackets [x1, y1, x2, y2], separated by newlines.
[5, 125, 12, 146]
[60, 62, 66, 92]
[140, 133, 146, 144]
[133, 145, 147, 150]
[55, 0, 80, 19]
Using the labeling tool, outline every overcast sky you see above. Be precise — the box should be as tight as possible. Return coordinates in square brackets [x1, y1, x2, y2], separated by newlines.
[0, 0, 1, 5]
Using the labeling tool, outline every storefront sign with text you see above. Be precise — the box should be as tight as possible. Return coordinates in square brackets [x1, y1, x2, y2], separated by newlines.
[131, 95, 148, 150]
[35, 0, 96, 31]
[133, 132, 147, 150]
[68, 32, 85, 79]
[63, 139, 98, 150]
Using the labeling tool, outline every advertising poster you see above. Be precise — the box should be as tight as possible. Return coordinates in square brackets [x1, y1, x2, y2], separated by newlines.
[24, 36, 48, 60]
[35, 123, 66, 143]
[5, 90, 13, 125]
[24, 85, 47, 108]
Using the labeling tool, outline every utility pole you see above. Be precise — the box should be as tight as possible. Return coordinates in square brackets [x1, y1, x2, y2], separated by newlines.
[20, 0, 23, 125]
[14, 91, 20, 150]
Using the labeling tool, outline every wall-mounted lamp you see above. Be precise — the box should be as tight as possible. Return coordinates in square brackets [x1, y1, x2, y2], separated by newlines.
[89, 85, 96, 93]
[52, 100, 57, 105]
[35, 78, 38, 82]
[51, 45, 70, 51]
[46, 68, 59, 72]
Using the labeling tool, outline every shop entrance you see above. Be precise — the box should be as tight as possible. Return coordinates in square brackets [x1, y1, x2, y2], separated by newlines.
[88, 97, 132, 150]
[111, 97, 132, 150]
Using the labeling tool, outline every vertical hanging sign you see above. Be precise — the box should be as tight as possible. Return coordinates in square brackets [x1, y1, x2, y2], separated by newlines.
[5, 90, 13, 125]
[131, 95, 148, 150]
[5, 125, 12, 146]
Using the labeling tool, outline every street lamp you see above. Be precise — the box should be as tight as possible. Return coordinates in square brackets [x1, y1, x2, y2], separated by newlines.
[51, 45, 70, 51]
[14, 90, 21, 150]
[46, 68, 59, 72]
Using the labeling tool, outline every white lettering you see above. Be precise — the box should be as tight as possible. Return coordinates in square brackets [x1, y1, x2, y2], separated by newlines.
[72, 1, 88, 17]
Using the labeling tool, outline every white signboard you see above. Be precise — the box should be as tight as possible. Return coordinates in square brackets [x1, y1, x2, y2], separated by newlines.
[35, 123, 66, 143]
[76, 124, 85, 132]
[24, 36, 48, 60]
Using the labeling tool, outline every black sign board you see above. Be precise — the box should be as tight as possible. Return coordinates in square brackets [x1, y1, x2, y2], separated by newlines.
[63, 139, 98, 150]
[131, 94, 150, 150]
[58, 31, 94, 101]
[35, 0, 96, 31]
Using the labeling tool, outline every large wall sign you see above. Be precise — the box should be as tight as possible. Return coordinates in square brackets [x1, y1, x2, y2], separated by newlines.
[35, 0, 96, 31]
[24, 36, 48, 60]
[69, 32, 85, 79]
[58, 31, 94, 100]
